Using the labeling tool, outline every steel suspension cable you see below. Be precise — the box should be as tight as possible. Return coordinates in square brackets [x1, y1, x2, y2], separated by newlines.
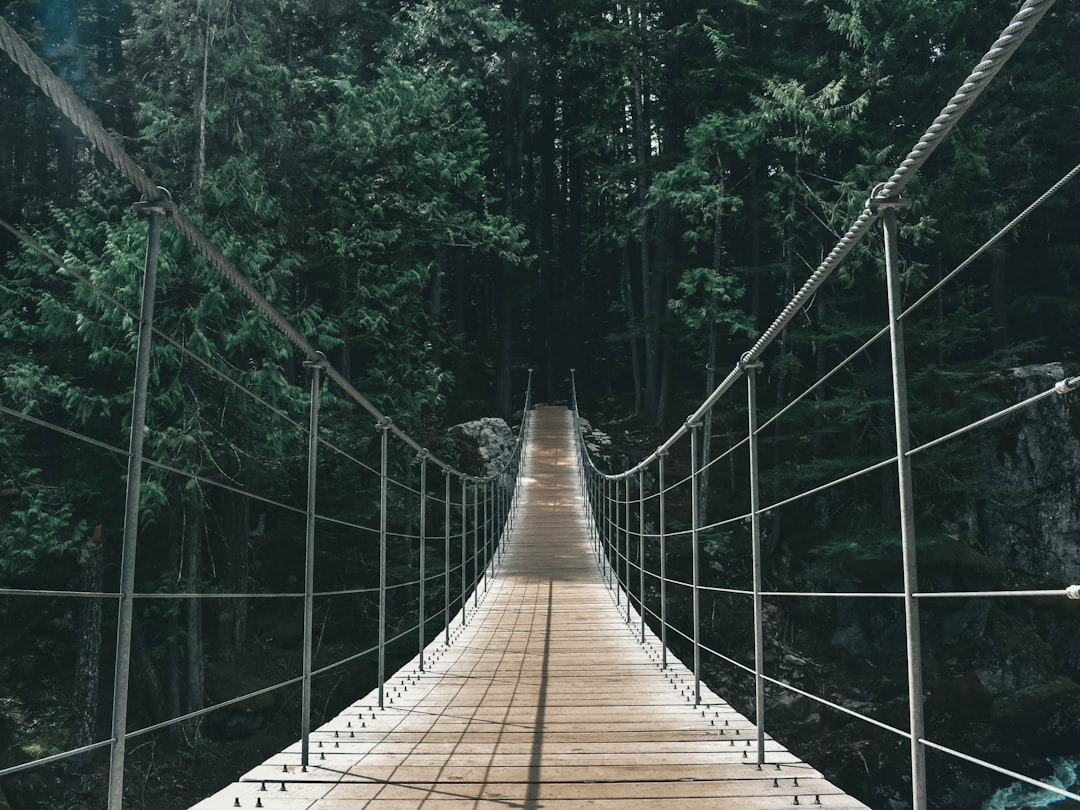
[583, 0, 1058, 478]
[0, 17, 468, 479]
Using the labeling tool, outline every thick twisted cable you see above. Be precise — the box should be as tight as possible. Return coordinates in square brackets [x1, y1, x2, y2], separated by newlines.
[673, 0, 1058, 458]
[0, 17, 473, 474]
[876, 0, 1055, 200]
[0, 18, 158, 201]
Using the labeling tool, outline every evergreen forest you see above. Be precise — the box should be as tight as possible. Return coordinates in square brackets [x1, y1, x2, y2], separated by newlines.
[1, 1, 1080, 808]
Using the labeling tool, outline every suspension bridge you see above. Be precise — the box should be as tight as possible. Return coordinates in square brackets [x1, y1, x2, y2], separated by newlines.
[2, 2, 1080, 809]
[190, 405, 869, 809]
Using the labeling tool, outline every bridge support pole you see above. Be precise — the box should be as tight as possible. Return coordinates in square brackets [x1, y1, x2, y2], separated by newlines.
[472, 478, 480, 606]
[639, 468, 646, 644]
[418, 450, 429, 672]
[658, 449, 668, 669]
[107, 192, 171, 810]
[745, 360, 766, 765]
[300, 352, 328, 770]
[444, 470, 452, 646]
[460, 477, 467, 625]
[483, 479, 489, 592]
[377, 419, 392, 710]
[875, 192, 927, 810]
[604, 479, 611, 588]
[688, 420, 702, 706]
[625, 478, 632, 621]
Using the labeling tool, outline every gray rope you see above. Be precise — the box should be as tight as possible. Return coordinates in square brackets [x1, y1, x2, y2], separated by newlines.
[0, 16, 477, 477]
[699, 0, 1057, 415]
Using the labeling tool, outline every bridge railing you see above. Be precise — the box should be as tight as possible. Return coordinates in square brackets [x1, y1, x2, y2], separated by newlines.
[0, 18, 533, 808]
[572, 1, 1080, 808]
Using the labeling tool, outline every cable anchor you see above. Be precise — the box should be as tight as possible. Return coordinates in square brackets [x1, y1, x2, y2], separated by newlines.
[132, 187, 177, 219]
[302, 351, 329, 371]
[866, 183, 912, 213]
[1054, 376, 1080, 395]
[739, 352, 764, 371]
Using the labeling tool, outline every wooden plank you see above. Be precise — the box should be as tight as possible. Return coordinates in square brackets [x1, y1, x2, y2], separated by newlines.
[190, 406, 868, 810]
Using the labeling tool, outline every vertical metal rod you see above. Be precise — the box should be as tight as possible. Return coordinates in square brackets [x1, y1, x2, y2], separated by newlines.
[615, 478, 622, 607]
[881, 200, 927, 810]
[591, 475, 599, 560]
[596, 475, 602, 564]
[658, 449, 668, 669]
[638, 468, 645, 644]
[625, 477, 632, 624]
[689, 421, 702, 706]
[418, 451, 429, 672]
[472, 478, 479, 607]
[460, 477, 467, 625]
[300, 353, 326, 769]
[444, 470, 451, 646]
[482, 479, 489, 592]
[107, 201, 164, 810]
[747, 363, 766, 765]
[604, 479, 611, 587]
[377, 419, 392, 710]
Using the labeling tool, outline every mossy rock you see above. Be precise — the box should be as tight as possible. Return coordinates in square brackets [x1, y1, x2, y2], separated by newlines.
[992, 677, 1080, 753]
[917, 539, 1008, 589]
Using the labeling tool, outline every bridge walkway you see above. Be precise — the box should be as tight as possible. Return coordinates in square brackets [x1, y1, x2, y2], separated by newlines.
[192, 405, 869, 809]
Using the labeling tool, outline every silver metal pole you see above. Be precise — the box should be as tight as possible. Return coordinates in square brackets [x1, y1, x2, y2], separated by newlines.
[300, 353, 327, 769]
[604, 479, 611, 588]
[625, 477, 632, 624]
[689, 420, 702, 706]
[877, 194, 927, 810]
[482, 479, 489, 593]
[472, 478, 479, 607]
[418, 450, 429, 672]
[615, 478, 622, 607]
[639, 468, 645, 644]
[658, 449, 668, 669]
[746, 362, 766, 765]
[377, 418, 391, 710]
[107, 192, 171, 810]
[444, 470, 451, 646]
[460, 477, 467, 625]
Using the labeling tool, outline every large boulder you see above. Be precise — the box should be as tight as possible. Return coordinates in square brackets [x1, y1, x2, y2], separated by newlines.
[965, 363, 1080, 580]
[448, 417, 516, 477]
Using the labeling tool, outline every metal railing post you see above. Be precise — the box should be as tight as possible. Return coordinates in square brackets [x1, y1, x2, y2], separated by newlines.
[300, 352, 327, 770]
[472, 477, 479, 607]
[638, 468, 645, 644]
[460, 477, 467, 625]
[874, 191, 927, 810]
[107, 192, 172, 810]
[658, 449, 668, 669]
[482, 479, 489, 593]
[444, 470, 451, 646]
[377, 418, 392, 710]
[625, 476, 632, 624]
[615, 478, 622, 607]
[418, 450, 429, 672]
[689, 420, 702, 706]
[746, 360, 766, 765]
[604, 479, 612, 588]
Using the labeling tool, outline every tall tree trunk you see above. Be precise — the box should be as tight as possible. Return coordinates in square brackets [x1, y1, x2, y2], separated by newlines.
[68, 527, 104, 769]
[184, 496, 205, 741]
[494, 33, 527, 415]
[219, 493, 251, 667]
[699, 209, 724, 525]
[193, 1, 212, 205]
[990, 250, 1009, 354]
[630, 2, 658, 421]
[622, 245, 643, 413]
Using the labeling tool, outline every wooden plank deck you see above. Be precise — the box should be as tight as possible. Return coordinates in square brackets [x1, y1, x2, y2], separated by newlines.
[191, 405, 869, 809]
